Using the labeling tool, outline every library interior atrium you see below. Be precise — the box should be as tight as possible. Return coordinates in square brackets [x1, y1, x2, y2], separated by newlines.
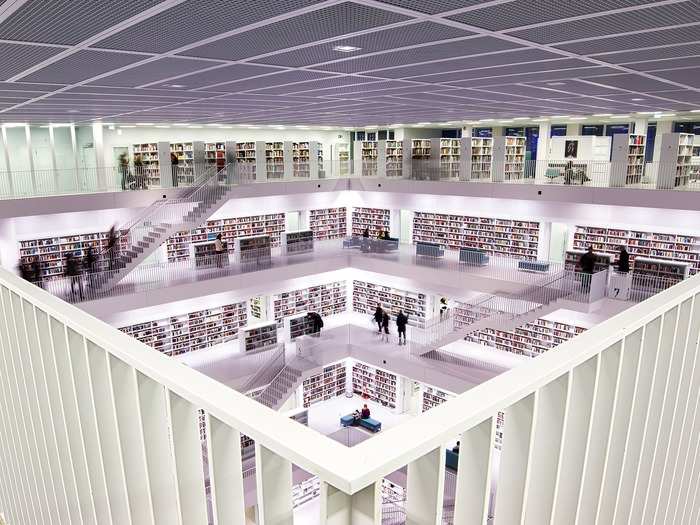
[1, 1, 700, 524]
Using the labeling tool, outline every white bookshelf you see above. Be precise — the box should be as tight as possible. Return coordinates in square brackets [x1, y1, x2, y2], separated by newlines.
[352, 361, 399, 410]
[411, 139, 431, 160]
[572, 224, 700, 275]
[205, 142, 226, 170]
[439, 138, 460, 179]
[239, 320, 278, 352]
[352, 280, 427, 327]
[413, 211, 540, 260]
[309, 207, 347, 240]
[265, 141, 285, 179]
[464, 317, 588, 357]
[351, 207, 390, 237]
[460, 136, 493, 180]
[610, 133, 645, 187]
[119, 300, 247, 357]
[281, 230, 313, 255]
[385, 140, 403, 177]
[170, 141, 195, 185]
[234, 235, 271, 264]
[272, 281, 347, 324]
[302, 362, 346, 407]
[564, 249, 613, 272]
[421, 385, 455, 412]
[500, 136, 526, 180]
[132, 142, 163, 187]
[657, 132, 694, 189]
[359, 141, 378, 177]
[285, 313, 314, 341]
[19, 229, 127, 280]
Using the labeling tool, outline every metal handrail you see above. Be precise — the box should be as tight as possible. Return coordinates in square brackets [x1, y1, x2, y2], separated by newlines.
[240, 344, 286, 394]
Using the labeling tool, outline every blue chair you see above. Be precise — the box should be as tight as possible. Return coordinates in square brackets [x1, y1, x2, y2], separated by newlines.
[340, 414, 355, 427]
[360, 417, 382, 432]
[545, 168, 561, 182]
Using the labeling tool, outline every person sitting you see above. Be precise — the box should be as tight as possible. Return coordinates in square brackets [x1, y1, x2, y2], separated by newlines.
[361, 404, 370, 419]
[452, 441, 460, 453]
[352, 409, 361, 424]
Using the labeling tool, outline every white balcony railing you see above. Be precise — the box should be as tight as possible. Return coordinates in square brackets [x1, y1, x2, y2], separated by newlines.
[1, 254, 699, 523]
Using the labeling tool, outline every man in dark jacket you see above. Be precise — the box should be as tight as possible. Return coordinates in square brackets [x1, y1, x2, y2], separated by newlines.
[396, 310, 408, 345]
[579, 246, 596, 292]
[616, 246, 630, 273]
[65, 252, 84, 300]
[373, 305, 383, 333]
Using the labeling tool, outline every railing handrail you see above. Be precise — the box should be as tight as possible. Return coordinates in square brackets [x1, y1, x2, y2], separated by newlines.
[240, 344, 286, 394]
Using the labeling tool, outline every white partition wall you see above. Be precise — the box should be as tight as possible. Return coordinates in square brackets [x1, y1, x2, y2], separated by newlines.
[0, 266, 700, 524]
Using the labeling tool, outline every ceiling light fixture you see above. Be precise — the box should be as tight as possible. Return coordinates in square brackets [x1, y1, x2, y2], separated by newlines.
[631, 98, 644, 101]
[654, 112, 676, 118]
[511, 117, 529, 121]
[136, 123, 154, 126]
[546, 82, 566, 86]
[333, 45, 361, 53]
[609, 115, 631, 119]
[550, 115, 571, 119]
[592, 113, 613, 117]
[169, 84, 185, 88]
[691, 109, 700, 113]
[570, 117, 587, 120]
[478, 119, 494, 122]
[532, 118, 549, 122]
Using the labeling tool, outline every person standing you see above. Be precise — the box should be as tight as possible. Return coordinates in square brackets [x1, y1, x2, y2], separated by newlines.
[65, 253, 84, 301]
[30, 256, 43, 289]
[170, 152, 180, 187]
[134, 154, 145, 189]
[214, 233, 225, 268]
[84, 246, 97, 287]
[373, 305, 383, 333]
[616, 245, 630, 273]
[579, 246, 596, 293]
[381, 311, 390, 342]
[396, 310, 408, 345]
[439, 297, 448, 319]
[118, 153, 131, 190]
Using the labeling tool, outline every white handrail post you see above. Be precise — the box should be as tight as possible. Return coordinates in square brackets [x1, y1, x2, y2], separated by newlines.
[406, 446, 445, 525]
[255, 444, 293, 525]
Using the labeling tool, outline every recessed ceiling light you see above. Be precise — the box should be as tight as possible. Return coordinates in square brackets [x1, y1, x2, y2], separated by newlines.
[592, 113, 613, 117]
[478, 119, 494, 123]
[168, 84, 185, 88]
[136, 123, 154, 126]
[532, 119, 549, 122]
[691, 109, 700, 113]
[546, 82, 565, 86]
[155, 125, 170, 128]
[333, 45, 361, 53]
[610, 115, 631, 119]
[511, 117, 529, 121]
[120, 125, 136, 128]
[570, 117, 587, 120]
[636, 111, 657, 115]
[631, 98, 644, 101]
[550, 115, 571, 119]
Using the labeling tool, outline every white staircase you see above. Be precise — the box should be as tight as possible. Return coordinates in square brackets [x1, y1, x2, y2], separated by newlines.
[256, 364, 304, 410]
[96, 163, 244, 291]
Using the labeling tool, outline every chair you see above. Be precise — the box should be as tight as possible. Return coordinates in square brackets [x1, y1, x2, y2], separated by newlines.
[545, 168, 561, 182]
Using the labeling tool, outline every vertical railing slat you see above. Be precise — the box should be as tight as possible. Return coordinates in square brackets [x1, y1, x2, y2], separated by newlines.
[0, 286, 27, 524]
[137, 372, 181, 525]
[109, 354, 156, 525]
[628, 307, 679, 524]
[595, 327, 644, 525]
[255, 443, 294, 525]
[0, 288, 42, 524]
[645, 297, 694, 523]
[22, 298, 71, 523]
[575, 341, 623, 524]
[85, 340, 133, 524]
[453, 417, 495, 525]
[522, 373, 568, 525]
[405, 446, 445, 524]
[611, 316, 662, 525]
[550, 355, 598, 524]
[206, 414, 246, 525]
[167, 391, 208, 525]
[494, 393, 536, 525]
[35, 307, 84, 524]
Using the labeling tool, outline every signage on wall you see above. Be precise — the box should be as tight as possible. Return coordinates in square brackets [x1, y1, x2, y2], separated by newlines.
[565, 139, 578, 158]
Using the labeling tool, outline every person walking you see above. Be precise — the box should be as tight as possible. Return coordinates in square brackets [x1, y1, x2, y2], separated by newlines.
[84, 246, 97, 287]
[579, 246, 596, 293]
[118, 153, 131, 190]
[65, 253, 84, 300]
[214, 233, 225, 268]
[30, 256, 43, 289]
[616, 245, 630, 273]
[373, 305, 383, 333]
[439, 297, 448, 319]
[396, 310, 408, 345]
[381, 311, 390, 342]
[170, 152, 180, 187]
[107, 225, 119, 271]
[133, 154, 145, 189]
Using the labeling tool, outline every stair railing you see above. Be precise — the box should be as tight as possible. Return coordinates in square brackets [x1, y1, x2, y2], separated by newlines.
[240, 344, 286, 394]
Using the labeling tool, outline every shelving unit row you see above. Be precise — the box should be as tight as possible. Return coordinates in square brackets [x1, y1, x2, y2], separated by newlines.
[352, 361, 399, 409]
[302, 362, 346, 407]
[309, 207, 347, 240]
[352, 279, 427, 328]
[351, 207, 391, 237]
[272, 281, 347, 324]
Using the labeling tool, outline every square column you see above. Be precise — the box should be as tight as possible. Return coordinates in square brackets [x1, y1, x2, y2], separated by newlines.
[406, 447, 445, 525]
[255, 444, 293, 525]
[320, 481, 380, 525]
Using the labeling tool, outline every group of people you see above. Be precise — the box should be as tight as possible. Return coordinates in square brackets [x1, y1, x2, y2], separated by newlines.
[351, 404, 371, 424]
[373, 305, 408, 345]
[579, 244, 630, 292]
[118, 153, 148, 191]
[362, 227, 391, 241]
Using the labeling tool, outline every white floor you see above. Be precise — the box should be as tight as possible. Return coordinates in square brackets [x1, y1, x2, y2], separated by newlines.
[306, 394, 413, 438]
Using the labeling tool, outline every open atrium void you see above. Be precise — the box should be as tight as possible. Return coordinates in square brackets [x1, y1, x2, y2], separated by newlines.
[0, 1, 699, 524]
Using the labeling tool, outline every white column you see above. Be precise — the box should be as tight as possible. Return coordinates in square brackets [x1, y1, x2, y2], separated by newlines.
[321, 481, 381, 525]
[1, 127, 12, 195]
[91, 122, 105, 190]
[566, 123, 581, 136]
[406, 447, 445, 525]
[632, 118, 648, 136]
[25, 125, 36, 193]
[69, 125, 80, 191]
[48, 125, 58, 191]
[653, 121, 673, 161]
[453, 418, 495, 525]
[461, 125, 473, 138]
[255, 444, 293, 525]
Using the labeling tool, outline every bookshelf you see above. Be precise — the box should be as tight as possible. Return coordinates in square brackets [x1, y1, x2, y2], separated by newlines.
[413, 211, 540, 260]
[657, 133, 694, 189]
[411, 139, 431, 160]
[564, 249, 613, 272]
[272, 281, 347, 324]
[352, 361, 399, 409]
[464, 317, 588, 357]
[309, 207, 347, 240]
[439, 138, 460, 179]
[234, 235, 271, 264]
[632, 256, 691, 281]
[165, 213, 285, 262]
[352, 280, 427, 327]
[265, 141, 285, 179]
[571, 225, 700, 275]
[292, 141, 310, 178]
[285, 313, 315, 341]
[362, 141, 378, 177]
[132, 142, 162, 187]
[250, 296, 264, 320]
[453, 300, 503, 330]
[351, 207, 391, 237]
[302, 362, 346, 407]
[281, 230, 313, 255]
[169, 142, 194, 185]
[463, 137, 493, 180]
[193, 240, 228, 267]
[385, 140, 403, 177]
[19, 229, 127, 280]
[118, 300, 247, 357]
[336, 143, 350, 175]
[610, 134, 646, 186]
[205, 142, 226, 170]
[491, 136, 525, 182]
[421, 385, 455, 412]
[239, 320, 278, 352]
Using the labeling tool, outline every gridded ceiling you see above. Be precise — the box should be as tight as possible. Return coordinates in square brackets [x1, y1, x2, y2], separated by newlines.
[0, 0, 698, 126]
